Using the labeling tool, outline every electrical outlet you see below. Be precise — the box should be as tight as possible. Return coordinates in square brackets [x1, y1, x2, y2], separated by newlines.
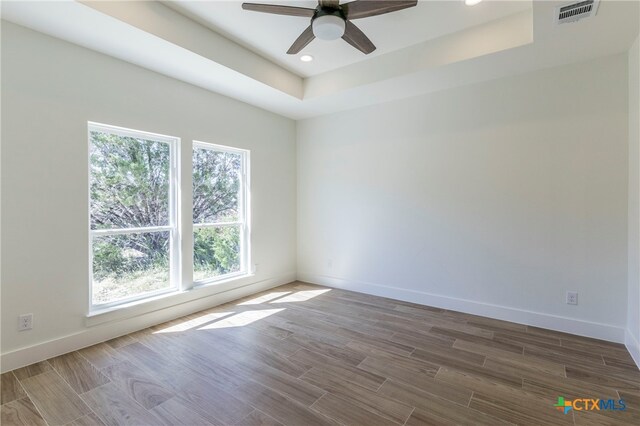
[327, 258, 333, 269]
[18, 313, 33, 331]
[566, 291, 578, 305]
[252, 263, 258, 274]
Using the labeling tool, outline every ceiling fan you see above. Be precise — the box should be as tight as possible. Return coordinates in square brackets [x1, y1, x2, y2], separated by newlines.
[241, 0, 418, 55]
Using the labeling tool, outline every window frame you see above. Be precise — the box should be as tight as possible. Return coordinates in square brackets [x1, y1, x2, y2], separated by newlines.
[87, 122, 181, 312]
[192, 140, 250, 286]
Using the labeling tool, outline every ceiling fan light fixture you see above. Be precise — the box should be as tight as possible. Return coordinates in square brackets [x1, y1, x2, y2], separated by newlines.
[464, 0, 483, 6]
[312, 14, 346, 40]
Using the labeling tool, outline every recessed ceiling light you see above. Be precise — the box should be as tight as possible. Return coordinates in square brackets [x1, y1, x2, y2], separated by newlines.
[300, 54, 314, 62]
[465, 0, 483, 5]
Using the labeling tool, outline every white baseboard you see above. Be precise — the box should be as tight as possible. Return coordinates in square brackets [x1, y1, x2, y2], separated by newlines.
[1, 273, 295, 373]
[625, 329, 640, 369]
[298, 273, 626, 344]
[4, 271, 632, 373]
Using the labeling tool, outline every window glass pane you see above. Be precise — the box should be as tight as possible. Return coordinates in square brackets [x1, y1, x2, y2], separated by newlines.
[193, 148, 241, 223]
[90, 130, 170, 230]
[92, 231, 171, 305]
[193, 226, 241, 282]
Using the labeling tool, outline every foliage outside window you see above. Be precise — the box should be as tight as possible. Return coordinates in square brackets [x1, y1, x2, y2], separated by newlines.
[89, 123, 178, 308]
[193, 142, 248, 282]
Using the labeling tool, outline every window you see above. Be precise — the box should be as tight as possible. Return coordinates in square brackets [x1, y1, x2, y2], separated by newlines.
[89, 123, 178, 308]
[88, 123, 251, 312]
[193, 142, 249, 283]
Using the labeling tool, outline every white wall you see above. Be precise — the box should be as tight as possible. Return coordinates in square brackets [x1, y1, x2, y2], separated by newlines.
[1, 22, 296, 371]
[298, 54, 629, 342]
[628, 34, 640, 366]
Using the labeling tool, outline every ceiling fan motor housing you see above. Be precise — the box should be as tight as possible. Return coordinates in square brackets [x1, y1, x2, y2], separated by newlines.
[312, 7, 346, 40]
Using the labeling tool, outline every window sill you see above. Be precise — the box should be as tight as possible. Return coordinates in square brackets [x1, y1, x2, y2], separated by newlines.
[86, 272, 254, 327]
[192, 271, 248, 288]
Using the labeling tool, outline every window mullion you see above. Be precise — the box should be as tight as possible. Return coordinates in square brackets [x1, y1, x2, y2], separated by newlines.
[170, 133, 182, 292]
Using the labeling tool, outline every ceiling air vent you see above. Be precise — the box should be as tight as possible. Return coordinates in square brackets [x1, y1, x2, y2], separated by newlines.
[555, 0, 600, 24]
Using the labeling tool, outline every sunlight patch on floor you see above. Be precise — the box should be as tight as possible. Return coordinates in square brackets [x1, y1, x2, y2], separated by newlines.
[237, 291, 292, 305]
[270, 289, 331, 303]
[197, 308, 285, 330]
[153, 311, 235, 333]
[151, 288, 330, 334]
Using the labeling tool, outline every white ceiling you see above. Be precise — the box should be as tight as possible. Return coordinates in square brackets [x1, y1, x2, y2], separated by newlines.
[2, 1, 639, 119]
[166, 0, 533, 77]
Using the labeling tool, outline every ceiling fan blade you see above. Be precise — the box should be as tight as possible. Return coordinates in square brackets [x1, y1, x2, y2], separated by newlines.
[287, 25, 316, 54]
[319, 0, 341, 9]
[342, 21, 376, 54]
[242, 3, 315, 17]
[343, 0, 417, 20]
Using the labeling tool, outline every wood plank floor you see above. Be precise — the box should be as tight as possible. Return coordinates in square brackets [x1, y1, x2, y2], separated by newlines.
[2, 282, 639, 425]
